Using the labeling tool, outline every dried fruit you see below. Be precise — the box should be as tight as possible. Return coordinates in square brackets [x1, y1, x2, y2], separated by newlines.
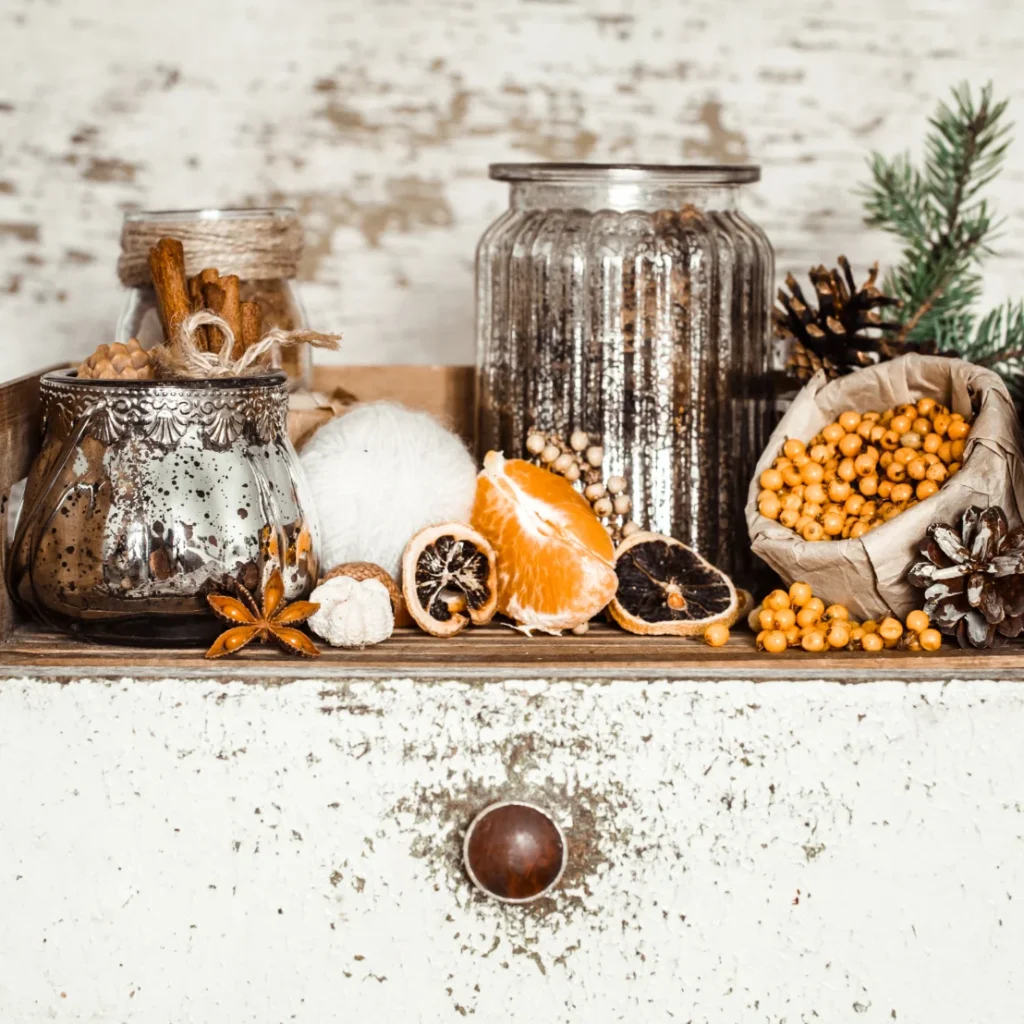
[205, 568, 320, 658]
[608, 531, 737, 637]
[472, 451, 618, 632]
[908, 505, 1024, 648]
[402, 522, 498, 637]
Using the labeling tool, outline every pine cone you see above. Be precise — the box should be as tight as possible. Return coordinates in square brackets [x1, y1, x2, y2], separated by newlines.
[775, 256, 904, 382]
[76, 338, 157, 380]
[907, 505, 1024, 648]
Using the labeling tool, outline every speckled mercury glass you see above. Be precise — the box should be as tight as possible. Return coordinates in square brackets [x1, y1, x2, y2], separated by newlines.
[8, 370, 319, 645]
[475, 164, 774, 583]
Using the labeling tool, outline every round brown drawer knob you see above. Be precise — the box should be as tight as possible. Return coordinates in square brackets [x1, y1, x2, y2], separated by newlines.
[463, 801, 567, 903]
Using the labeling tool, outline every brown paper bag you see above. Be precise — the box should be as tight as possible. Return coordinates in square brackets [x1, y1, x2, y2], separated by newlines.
[746, 354, 1024, 620]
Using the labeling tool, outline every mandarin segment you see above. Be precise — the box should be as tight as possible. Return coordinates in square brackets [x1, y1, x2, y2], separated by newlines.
[472, 451, 617, 632]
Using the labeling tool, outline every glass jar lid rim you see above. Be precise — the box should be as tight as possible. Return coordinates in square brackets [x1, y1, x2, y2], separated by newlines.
[490, 163, 760, 184]
[123, 207, 297, 223]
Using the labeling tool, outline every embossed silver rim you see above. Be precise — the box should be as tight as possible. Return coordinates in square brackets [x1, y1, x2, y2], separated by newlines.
[490, 162, 761, 184]
[39, 369, 288, 448]
[462, 800, 568, 905]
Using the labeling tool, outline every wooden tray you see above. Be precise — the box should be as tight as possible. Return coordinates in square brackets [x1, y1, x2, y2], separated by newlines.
[1, 621, 1018, 682]
[1, 364, 1020, 682]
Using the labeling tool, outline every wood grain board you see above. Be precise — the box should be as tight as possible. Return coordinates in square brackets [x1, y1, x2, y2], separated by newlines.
[1, 621, 1020, 682]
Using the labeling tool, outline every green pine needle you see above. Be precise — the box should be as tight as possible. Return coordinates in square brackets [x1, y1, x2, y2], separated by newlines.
[860, 82, 1022, 399]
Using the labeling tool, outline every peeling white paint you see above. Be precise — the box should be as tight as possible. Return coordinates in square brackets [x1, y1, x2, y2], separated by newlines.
[1, 0, 1022, 380]
[1, 675, 1022, 1021]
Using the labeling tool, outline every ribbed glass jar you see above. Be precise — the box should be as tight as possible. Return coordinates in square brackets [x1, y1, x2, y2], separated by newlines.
[475, 163, 775, 584]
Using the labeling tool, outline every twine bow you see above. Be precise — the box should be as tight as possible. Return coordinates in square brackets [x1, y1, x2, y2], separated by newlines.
[157, 310, 341, 379]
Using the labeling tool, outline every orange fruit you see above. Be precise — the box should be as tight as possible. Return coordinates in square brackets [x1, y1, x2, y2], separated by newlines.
[471, 451, 617, 632]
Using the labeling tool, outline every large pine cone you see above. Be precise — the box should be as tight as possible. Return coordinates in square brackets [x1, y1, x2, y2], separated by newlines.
[76, 338, 156, 380]
[776, 256, 904, 381]
[908, 506, 1024, 648]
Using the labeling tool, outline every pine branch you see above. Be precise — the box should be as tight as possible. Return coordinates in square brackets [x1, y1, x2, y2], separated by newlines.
[859, 82, 1013, 348]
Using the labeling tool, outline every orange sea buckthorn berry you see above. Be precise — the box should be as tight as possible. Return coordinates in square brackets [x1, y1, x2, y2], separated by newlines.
[827, 623, 851, 649]
[808, 443, 829, 464]
[822, 511, 845, 536]
[759, 608, 776, 632]
[859, 475, 879, 497]
[907, 458, 928, 481]
[801, 630, 826, 652]
[789, 581, 813, 607]
[766, 589, 790, 612]
[857, 420, 875, 440]
[779, 508, 800, 529]
[783, 438, 806, 459]
[801, 502, 823, 519]
[932, 413, 951, 436]
[919, 628, 942, 652]
[925, 463, 948, 483]
[837, 458, 858, 482]
[759, 496, 782, 520]
[880, 430, 900, 451]
[951, 439, 966, 460]
[782, 466, 803, 488]
[822, 422, 845, 444]
[792, 452, 810, 468]
[763, 630, 788, 654]
[838, 433, 862, 457]
[839, 410, 861, 432]
[802, 520, 825, 542]
[891, 483, 913, 504]
[923, 432, 942, 454]
[877, 480, 893, 500]
[800, 462, 825, 485]
[906, 610, 930, 633]
[878, 616, 903, 644]
[704, 622, 730, 647]
[804, 482, 827, 505]
[916, 479, 939, 501]
[794, 514, 814, 534]
[760, 467, 784, 491]
[886, 462, 907, 483]
[824, 604, 849, 621]
[861, 632, 884, 652]
[828, 479, 852, 503]
[947, 419, 970, 441]
[890, 414, 912, 434]
[774, 607, 797, 631]
[912, 417, 931, 436]
[894, 447, 917, 465]
[854, 453, 876, 477]
[917, 397, 937, 417]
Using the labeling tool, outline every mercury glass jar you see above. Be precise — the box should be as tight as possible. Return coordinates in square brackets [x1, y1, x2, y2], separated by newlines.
[7, 370, 319, 645]
[116, 208, 312, 390]
[475, 163, 775, 584]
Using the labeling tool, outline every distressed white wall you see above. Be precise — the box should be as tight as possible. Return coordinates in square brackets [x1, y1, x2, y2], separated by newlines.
[1, 0, 1022, 381]
[1, 675, 1023, 1023]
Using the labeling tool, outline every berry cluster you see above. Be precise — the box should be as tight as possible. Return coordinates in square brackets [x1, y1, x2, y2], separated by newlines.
[757, 399, 971, 542]
[751, 582, 942, 654]
[525, 428, 640, 544]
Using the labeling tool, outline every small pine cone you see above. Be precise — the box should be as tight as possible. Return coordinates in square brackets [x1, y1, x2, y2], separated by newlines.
[76, 338, 156, 380]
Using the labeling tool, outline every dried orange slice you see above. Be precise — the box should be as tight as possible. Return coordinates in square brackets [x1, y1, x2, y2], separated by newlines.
[471, 450, 618, 632]
[402, 523, 498, 637]
[609, 531, 738, 636]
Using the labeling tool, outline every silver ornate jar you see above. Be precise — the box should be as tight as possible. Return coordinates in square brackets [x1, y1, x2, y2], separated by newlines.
[475, 163, 775, 585]
[8, 370, 319, 645]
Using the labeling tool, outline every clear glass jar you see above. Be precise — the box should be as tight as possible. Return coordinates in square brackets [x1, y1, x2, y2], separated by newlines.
[116, 208, 311, 390]
[475, 163, 775, 585]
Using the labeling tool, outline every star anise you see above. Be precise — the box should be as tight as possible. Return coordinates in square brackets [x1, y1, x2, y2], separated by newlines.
[205, 568, 321, 658]
[907, 505, 1024, 648]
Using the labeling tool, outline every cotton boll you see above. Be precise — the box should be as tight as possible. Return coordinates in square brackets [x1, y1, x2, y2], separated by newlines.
[300, 402, 478, 580]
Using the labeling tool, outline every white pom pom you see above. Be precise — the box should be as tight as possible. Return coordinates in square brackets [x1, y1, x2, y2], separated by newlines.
[308, 576, 394, 648]
[300, 402, 477, 580]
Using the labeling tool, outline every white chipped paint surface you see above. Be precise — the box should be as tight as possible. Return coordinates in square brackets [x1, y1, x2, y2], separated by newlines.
[1, 0, 1023, 380]
[1, 675, 1023, 1022]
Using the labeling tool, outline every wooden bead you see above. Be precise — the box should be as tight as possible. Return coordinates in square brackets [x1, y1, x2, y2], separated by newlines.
[464, 802, 566, 903]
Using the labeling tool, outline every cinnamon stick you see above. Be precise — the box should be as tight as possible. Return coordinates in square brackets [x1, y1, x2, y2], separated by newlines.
[220, 274, 243, 358]
[240, 301, 262, 353]
[186, 274, 208, 352]
[148, 238, 191, 349]
[201, 282, 227, 354]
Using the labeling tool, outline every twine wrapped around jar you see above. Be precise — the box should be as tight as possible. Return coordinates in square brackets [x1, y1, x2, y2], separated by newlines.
[155, 310, 340, 380]
[118, 209, 303, 287]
